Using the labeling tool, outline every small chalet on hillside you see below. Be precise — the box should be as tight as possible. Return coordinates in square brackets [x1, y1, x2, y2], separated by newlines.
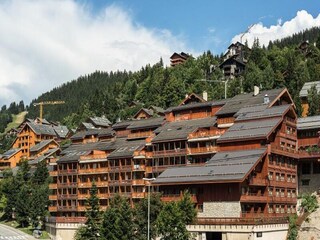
[299, 81, 320, 117]
[170, 52, 191, 67]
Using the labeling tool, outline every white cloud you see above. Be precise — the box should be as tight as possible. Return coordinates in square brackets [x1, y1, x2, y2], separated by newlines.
[232, 10, 320, 47]
[0, 0, 189, 106]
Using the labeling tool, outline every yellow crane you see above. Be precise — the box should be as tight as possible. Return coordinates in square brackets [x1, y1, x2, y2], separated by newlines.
[33, 101, 65, 123]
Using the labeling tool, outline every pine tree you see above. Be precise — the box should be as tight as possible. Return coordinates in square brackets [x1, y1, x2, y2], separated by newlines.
[307, 84, 320, 116]
[177, 191, 197, 225]
[75, 182, 102, 240]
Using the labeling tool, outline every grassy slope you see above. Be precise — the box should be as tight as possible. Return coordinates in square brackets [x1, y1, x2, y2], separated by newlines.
[3, 111, 28, 133]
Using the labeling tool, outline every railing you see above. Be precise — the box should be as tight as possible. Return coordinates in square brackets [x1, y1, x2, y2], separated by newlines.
[58, 194, 77, 200]
[240, 193, 268, 202]
[217, 117, 235, 125]
[268, 196, 297, 203]
[269, 180, 297, 188]
[57, 206, 77, 211]
[153, 148, 187, 157]
[132, 179, 145, 185]
[249, 178, 267, 186]
[196, 216, 288, 225]
[57, 182, 77, 188]
[128, 131, 153, 139]
[80, 154, 107, 161]
[49, 184, 57, 189]
[97, 193, 109, 199]
[188, 146, 218, 154]
[58, 169, 78, 175]
[132, 192, 145, 198]
[279, 132, 297, 141]
[189, 129, 222, 139]
[132, 165, 146, 171]
[48, 216, 86, 223]
[299, 150, 320, 158]
[271, 146, 297, 158]
[49, 171, 57, 177]
[78, 194, 90, 199]
[49, 195, 57, 200]
[77, 206, 86, 212]
[133, 150, 146, 157]
[145, 166, 153, 173]
[161, 194, 197, 203]
[48, 206, 57, 212]
[78, 168, 109, 174]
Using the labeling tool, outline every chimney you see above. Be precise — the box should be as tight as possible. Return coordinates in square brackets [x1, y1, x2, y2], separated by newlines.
[203, 91, 208, 101]
[253, 86, 259, 96]
[264, 94, 270, 104]
[185, 94, 189, 99]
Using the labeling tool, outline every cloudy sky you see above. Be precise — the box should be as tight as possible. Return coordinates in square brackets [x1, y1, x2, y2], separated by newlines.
[0, 0, 320, 106]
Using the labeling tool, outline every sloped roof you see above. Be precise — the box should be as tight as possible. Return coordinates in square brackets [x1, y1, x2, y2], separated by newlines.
[217, 118, 282, 142]
[28, 148, 60, 165]
[107, 140, 146, 159]
[154, 148, 267, 184]
[53, 125, 70, 138]
[0, 148, 21, 160]
[30, 139, 57, 152]
[70, 129, 100, 140]
[89, 116, 112, 127]
[27, 122, 56, 136]
[133, 108, 154, 119]
[235, 104, 291, 121]
[127, 117, 165, 130]
[152, 117, 217, 143]
[98, 128, 116, 138]
[216, 88, 285, 116]
[81, 122, 96, 130]
[112, 120, 135, 129]
[299, 81, 320, 98]
[165, 99, 226, 113]
[297, 116, 320, 130]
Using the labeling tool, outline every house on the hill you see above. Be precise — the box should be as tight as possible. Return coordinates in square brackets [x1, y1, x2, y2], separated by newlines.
[170, 52, 191, 67]
[299, 81, 320, 117]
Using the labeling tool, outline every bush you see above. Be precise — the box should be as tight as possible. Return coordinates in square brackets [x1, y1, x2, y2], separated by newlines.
[300, 194, 319, 213]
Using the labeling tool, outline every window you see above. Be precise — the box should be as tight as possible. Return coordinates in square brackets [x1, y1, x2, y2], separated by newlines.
[313, 162, 320, 174]
[198, 204, 203, 213]
[256, 232, 263, 238]
[301, 179, 310, 186]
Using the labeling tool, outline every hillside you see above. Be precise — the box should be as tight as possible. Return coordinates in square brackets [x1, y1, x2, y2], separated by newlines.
[3, 111, 27, 133]
[26, 27, 320, 128]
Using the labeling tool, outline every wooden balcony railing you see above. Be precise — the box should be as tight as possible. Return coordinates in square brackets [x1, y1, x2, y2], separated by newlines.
[78, 168, 109, 174]
[57, 206, 77, 212]
[161, 194, 197, 203]
[80, 154, 107, 161]
[132, 165, 146, 171]
[49, 184, 57, 189]
[57, 182, 77, 188]
[188, 129, 222, 139]
[132, 179, 145, 185]
[132, 192, 145, 198]
[48, 216, 86, 223]
[188, 146, 218, 155]
[58, 169, 78, 175]
[268, 196, 297, 203]
[128, 131, 153, 139]
[240, 193, 268, 202]
[48, 206, 57, 212]
[77, 206, 86, 212]
[97, 193, 109, 199]
[49, 195, 57, 200]
[58, 194, 77, 200]
[153, 149, 187, 157]
[78, 194, 90, 200]
[145, 166, 152, 173]
[249, 178, 267, 186]
[49, 171, 57, 177]
[269, 180, 297, 188]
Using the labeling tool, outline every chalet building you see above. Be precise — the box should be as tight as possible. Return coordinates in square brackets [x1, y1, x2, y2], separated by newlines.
[220, 42, 250, 78]
[0, 148, 23, 170]
[170, 52, 191, 67]
[297, 116, 320, 193]
[47, 87, 303, 240]
[29, 139, 59, 160]
[299, 81, 320, 117]
[133, 106, 165, 119]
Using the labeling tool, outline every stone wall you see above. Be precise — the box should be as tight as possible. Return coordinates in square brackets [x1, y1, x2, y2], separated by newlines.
[198, 201, 241, 218]
[299, 173, 320, 194]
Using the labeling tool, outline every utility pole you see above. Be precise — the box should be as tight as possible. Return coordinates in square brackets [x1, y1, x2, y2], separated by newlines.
[196, 79, 229, 99]
[240, 24, 255, 44]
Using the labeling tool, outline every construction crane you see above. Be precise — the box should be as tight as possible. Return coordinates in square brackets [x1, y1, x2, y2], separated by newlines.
[33, 101, 65, 123]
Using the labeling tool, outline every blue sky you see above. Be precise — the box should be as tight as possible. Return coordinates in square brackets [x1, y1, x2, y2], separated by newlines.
[0, 0, 319, 105]
[83, 0, 320, 54]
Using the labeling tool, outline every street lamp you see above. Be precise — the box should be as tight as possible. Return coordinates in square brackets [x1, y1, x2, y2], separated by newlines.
[143, 177, 156, 240]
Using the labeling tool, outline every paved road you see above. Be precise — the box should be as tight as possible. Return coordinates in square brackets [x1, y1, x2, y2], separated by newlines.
[0, 224, 36, 240]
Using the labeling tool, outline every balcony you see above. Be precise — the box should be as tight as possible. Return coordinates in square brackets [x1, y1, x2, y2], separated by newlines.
[268, 196, 297, 203]
[49, 195, 57, 200]
[145, 166, 152, 173]
[48, 216, 86, 223]
[58, 194, 77, 200]
[98, 193, 109, 199]
[161, 194, 197, 203]
[132, 192, 145, 198]
[269, 180, 297, 188]
[49, 184, 57, 189]
[188, 129, 222, 140]
[249, 178, 267, 186]
[132, 165, 146, 171]
[271, 146, 297, 158]
[153, 148, 187, 157]
[58, 169, 78, 175]
[240, 193, 268, 202]
[48, 206, 57, 212]
[49, 171, 57, 177]
[128, 131, 153, 139]
[78, 194, 90, 200]
[132, 179, 145, 185]
[78, 206, 86, 212]
[78, 168, 109, 174]
[80, 154, 107, 161]
[57, 206, 77, 212]
[188, 146, 218, 155]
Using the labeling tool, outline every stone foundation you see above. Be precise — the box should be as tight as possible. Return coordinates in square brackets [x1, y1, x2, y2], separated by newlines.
[198, 201, 241, 218]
